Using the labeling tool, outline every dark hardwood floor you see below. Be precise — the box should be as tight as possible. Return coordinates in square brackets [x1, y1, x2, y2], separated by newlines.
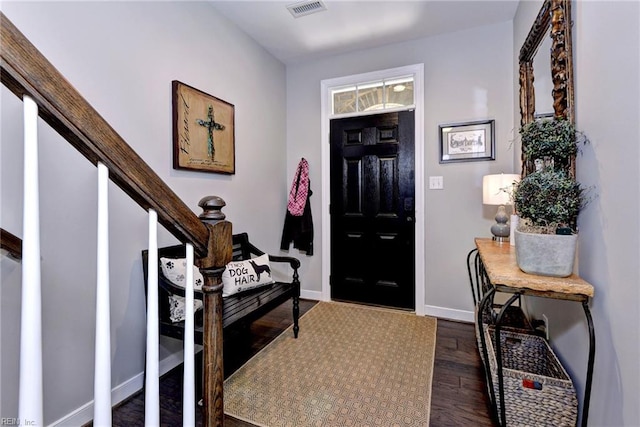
[102, 299, 495, 426]
[429, 319, 496, 426]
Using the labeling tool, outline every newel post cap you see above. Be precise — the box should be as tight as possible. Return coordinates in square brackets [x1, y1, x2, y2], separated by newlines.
[198, 195, 226, 223]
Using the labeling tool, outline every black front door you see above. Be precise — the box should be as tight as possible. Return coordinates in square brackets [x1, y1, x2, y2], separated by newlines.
[330, 111, 415, 310]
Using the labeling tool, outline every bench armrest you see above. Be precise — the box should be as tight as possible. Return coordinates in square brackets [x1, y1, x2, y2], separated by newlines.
[244, 239, 301, 270]
[268, 254, 301, 270]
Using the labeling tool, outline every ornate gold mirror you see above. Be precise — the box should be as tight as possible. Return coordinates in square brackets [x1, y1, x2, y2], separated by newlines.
[519, 0, 574, 174]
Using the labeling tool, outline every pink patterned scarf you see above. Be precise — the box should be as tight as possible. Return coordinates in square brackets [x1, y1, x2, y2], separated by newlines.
[287, 158, 309, 216]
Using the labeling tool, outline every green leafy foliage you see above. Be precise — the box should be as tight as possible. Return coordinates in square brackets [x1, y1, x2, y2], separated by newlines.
[513, 169, 584, 233]
[520, 118, 582, 163]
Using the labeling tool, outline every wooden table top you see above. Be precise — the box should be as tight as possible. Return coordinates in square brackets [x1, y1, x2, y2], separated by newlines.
[475, 238, 594, 299]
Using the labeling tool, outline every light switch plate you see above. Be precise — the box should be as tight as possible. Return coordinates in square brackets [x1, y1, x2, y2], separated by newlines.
[429, 176, 444, 190]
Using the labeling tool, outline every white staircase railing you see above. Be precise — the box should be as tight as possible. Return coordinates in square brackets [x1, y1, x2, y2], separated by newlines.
[19, 95, 43, 427]
[183, 243, 196, 426]
[94, 162, 112, 426]
[2, 11, 224, 427]
[145, 210, 160, 426]
[14, 62, 202, 427]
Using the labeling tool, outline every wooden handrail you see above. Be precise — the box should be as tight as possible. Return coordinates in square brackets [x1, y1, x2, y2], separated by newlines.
[1, 228, 22, 260]
[0, 12, 209, 256]
[1, 13, 226, 425]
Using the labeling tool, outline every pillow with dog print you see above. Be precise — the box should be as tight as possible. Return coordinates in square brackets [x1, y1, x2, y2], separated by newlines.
[168, 294, 203, 323]
[160, 257, 204, 291]
[221, 253, 274, 297]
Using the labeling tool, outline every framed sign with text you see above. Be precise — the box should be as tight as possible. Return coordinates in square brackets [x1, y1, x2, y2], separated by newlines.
[172, 80, 235, 174]
[439, 119, 495, 164]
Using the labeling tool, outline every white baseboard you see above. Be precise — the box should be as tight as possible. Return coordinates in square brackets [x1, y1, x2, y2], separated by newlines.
[303, 292, 471, 322]
[48, 351, 187, 427]
[424, 305, 474, 323]
[300, 289, 323, 301]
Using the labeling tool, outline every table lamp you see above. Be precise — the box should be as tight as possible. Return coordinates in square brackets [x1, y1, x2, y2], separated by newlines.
[483, 173, 520, 242]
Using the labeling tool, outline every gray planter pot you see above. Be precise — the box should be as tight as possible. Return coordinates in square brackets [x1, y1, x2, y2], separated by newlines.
[514, 229, 577, 277]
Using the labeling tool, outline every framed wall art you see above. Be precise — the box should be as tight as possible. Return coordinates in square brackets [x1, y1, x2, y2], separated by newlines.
[439, 119, 495, 163]
[172, 80, 235, 174]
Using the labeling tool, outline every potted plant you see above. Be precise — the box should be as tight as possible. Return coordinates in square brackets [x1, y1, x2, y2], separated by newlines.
[513, 118, 587, 277]
[520, 118, 586, 172]
[513, 169, 584, 234]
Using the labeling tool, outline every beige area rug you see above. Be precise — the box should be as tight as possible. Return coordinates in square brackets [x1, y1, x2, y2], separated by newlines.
[224, 301, 437, 427]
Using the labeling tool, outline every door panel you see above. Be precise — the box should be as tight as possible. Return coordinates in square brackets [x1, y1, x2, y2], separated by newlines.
[330, 111, 415, 309]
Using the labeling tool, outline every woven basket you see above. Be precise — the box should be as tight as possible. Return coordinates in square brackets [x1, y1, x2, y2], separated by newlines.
[485, 326, 578, 426]
[484, 304, 532, 330]
[475, 304, 533, 366]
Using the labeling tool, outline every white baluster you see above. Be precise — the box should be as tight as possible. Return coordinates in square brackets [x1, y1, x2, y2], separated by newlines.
[19, 95, 43, 426]
[94, 163, 112, 426]
[145, 210, 159, 426]
[183, 243, 195, 425]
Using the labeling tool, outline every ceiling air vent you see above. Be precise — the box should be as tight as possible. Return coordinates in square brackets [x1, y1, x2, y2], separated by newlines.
[287, 0, 327, 18]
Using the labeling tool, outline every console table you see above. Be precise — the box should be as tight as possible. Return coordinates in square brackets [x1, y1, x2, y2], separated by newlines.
[472, 238, 595, 427]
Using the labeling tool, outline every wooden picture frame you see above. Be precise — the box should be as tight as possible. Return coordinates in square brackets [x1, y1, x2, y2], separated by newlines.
[439, 119, 495, 163]
[519, 0, 575, 177]
[172, 80, 235, 174]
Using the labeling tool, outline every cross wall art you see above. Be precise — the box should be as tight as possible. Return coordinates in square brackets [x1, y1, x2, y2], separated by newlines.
[172, 80, 235, 174]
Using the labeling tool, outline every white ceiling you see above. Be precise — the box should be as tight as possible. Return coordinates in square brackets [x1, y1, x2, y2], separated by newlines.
[208, 0, 520, 64]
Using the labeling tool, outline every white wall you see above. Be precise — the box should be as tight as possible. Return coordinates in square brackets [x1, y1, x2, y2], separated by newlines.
[286, 21, 515, 316]
[514, 1, 640, 425]
[0, 1, 286, 424]
[6, 0, 636, 425]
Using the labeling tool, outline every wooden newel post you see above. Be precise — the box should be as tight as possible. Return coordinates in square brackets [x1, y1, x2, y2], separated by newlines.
[197, 196, 232, 427]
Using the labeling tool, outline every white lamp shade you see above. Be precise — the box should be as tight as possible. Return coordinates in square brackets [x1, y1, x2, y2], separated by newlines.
[483, 174, 520, 205]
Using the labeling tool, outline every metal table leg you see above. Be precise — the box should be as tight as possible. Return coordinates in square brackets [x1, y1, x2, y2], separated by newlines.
[466, 248, 479, 305]
[477, 287, 497, 414]
[494, 292, 523, 426]
[581, 300, 596, 427]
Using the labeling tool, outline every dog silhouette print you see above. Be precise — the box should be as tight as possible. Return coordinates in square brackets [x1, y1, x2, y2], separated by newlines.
[249, 259, 271, 281]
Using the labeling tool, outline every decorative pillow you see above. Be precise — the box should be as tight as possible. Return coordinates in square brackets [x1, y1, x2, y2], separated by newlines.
[222, 253, 274, 297]
[160, 257, 204, 291]
[168, 294, 203, 323]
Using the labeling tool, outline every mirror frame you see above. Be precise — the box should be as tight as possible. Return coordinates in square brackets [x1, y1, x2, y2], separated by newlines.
[519, 0, 575, 175]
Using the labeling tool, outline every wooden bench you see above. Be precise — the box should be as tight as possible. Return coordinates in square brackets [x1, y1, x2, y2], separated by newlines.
[142, 232, 301, 344]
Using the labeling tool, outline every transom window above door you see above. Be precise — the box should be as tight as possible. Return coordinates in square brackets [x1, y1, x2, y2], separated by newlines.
[331, 76, 414, 116]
